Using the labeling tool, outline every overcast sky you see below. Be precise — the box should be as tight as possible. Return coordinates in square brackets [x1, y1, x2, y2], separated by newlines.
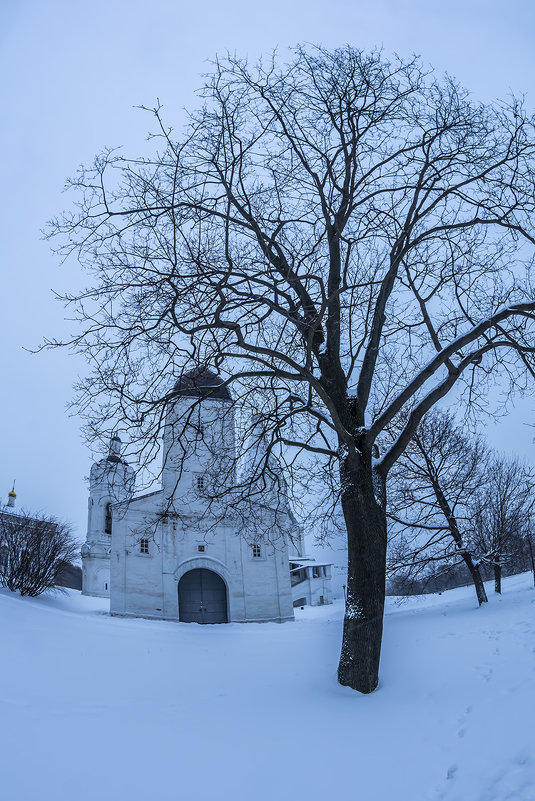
[1, 0, 534, 541]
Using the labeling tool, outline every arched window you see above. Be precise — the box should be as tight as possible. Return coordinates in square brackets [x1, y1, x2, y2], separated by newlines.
[104, 502, 112, 534]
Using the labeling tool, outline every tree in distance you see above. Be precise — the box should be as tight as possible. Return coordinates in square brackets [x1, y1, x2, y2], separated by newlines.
[387, 409, 491, 606]
[49, 46, 535, 693]
[0, 512, 79, 597]
[471, 454, 535, 594]
[387, 410, 535, 604]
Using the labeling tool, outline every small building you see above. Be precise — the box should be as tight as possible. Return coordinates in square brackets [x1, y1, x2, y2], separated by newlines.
[290, 558, 333, 607]
[82, 368, 332, 621]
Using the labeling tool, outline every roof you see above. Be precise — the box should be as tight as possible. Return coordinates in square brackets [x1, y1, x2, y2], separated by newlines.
[173, 366, 232, 401]
[289, 558, 333, 569]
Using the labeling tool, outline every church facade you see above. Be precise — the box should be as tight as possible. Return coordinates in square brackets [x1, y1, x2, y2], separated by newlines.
[81, 368, 332, 623]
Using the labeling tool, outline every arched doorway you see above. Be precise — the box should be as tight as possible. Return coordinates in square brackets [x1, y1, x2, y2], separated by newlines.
[178, 568, 228, 623]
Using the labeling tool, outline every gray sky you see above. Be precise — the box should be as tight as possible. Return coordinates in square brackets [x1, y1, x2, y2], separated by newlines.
[1, 0, 534, 541]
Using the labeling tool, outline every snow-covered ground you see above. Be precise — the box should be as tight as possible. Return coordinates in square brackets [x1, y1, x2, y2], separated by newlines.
[1, 575, 534, 801]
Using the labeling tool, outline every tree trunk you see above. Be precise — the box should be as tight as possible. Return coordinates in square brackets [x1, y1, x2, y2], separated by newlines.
[527, 536, 535, 589]
[338, 456, 387, 694]
[425, 474, 488, 605]
[494, 562, 502, 594]
[460, 553, 488, 605]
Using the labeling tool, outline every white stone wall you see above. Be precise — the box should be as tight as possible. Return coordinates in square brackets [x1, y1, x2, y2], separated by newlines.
[240, 537, 294, 622]
[82, 548, 111, 597]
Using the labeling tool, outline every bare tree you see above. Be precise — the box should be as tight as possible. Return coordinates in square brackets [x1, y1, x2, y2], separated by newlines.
[388, 418, 535, 601]
[0, 512, 79, 597]
[48, 46, 535, 692]
[471, 455, 535, 593]
[387, 410, 490, 605]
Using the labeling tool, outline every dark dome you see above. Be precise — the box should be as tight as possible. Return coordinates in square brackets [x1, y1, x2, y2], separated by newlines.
[173, 366, 232, 401]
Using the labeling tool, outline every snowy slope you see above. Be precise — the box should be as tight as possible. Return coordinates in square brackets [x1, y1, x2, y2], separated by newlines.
[1, 575, 534, 801]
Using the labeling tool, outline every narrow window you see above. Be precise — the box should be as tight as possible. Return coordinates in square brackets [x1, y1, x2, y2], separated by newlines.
[105, 583, 108, 591]
[252, 544, 262, 559]
[197, 544, 205, 553]
[140, 538, 149, 554]
[196, 476, 205, 491]
[312, 566, 320, 578]
[104, 502, 112, 534]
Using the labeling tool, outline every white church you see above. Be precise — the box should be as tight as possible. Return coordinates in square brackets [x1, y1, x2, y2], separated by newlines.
[81, 367, 332, 623]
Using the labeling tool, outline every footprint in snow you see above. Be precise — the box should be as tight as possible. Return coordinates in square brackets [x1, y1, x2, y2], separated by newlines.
[456, 704, 472, 738]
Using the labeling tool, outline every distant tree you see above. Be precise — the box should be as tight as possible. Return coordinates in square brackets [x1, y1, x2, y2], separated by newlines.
[526, 533, 535, 588]
[49, 46, 535, 693]
[471, 456, 535, 594]
[388, 415, 535, 600]
[387, 409, 490, 605]
[0, 512, 79, 597]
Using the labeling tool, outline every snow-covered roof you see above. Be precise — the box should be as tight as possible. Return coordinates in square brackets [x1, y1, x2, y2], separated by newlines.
[289, 558, 333, 569]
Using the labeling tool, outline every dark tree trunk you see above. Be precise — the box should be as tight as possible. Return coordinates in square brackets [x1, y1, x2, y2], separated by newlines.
[527, 537, 535, 589]
[338, 455, 387, 694]
[425, 472, 488, 606]
[460, 553, 488, 605]
[494, 562, 502, 594]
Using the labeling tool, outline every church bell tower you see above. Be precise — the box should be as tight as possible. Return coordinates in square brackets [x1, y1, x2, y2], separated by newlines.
[82, 435, 135, 597]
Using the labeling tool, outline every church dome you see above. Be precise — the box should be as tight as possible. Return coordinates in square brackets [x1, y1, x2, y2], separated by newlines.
[173, 366, 232, 401]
